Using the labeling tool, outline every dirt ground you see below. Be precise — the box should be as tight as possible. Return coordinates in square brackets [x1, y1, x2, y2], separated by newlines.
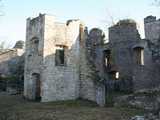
[0, 92, 143, 120]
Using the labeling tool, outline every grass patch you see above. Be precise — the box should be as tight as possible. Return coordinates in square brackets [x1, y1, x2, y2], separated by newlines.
[42, 99, 98, 108]
[115, 105, 144, 116]
[105, 90, 133, 107]
[0, 93, 144, 120]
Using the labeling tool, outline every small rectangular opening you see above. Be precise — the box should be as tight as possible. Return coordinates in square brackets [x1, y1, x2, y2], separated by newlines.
[56, 49, 64, 65]
[104, 50, 111, 67]
[109, 71, 119, 80]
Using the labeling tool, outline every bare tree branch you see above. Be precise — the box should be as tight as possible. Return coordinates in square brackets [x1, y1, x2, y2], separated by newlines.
[100, 8, 116, 29]
[0, 0, 4, 16]
[153, 0, 160, 6]
[0, 40, 11, 49]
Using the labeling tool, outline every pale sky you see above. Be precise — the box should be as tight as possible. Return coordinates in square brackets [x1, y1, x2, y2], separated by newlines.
[0, 0, 160, 47]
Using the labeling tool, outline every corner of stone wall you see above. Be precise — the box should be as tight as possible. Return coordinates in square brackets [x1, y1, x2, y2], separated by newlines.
[79, 29, 105, 106]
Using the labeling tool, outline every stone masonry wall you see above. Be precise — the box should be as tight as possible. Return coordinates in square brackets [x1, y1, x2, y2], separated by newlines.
[79, 28, 106, 106]
[24, 14, 106, 106]
[108, 21, 141, 80]
[144, 16, 160, 43]
[107, 19, 160, 91]
[0, 50, 17, 76]
[41, 17, 81, 102]
[24, 14, 44, 100]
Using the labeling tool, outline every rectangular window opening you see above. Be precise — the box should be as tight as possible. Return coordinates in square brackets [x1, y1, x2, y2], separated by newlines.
[104, 50, 111, 67]
[55, 46, 66, 66]
[134, 47, 144, 65]
[109, 71, 120, 80]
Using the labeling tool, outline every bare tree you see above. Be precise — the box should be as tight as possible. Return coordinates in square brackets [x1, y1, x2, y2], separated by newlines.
[153, 0, 160, 6]
[0, 40, 12, 49]
[0, 0, 4, 16]
[0, 41, 5, 49]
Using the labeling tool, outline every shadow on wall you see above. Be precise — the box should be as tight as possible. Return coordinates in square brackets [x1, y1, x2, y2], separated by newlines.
[42, 35, 82, 98]
[41, 36, 82, 101]
[41, 35, 105, 106]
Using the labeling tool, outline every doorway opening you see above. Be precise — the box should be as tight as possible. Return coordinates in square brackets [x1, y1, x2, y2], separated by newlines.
[32, 73, 41, 101]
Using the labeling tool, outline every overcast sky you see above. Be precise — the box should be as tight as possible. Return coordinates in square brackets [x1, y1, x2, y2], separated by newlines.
[0, 0, 159, 47]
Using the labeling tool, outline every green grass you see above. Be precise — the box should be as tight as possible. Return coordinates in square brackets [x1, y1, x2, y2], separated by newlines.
[42, 99, 98, 107]
[0, 93, 144, 120]
[105, 91, 133, 107]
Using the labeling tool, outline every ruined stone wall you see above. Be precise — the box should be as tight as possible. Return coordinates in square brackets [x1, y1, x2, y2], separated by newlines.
[24, 14, 44, 99]
[0, 50, 17, 75]
[87, 28, 106, 78]
[0, 50, 17, 63]
[79, 28, 106, 106]
[108, 21, 141, 78]
[41, 16, 81, 102]
[132, 40, 160, 91]
[142, 15, 160, 91]
[107, 20, 160, 91]
[0, 48, 24, 76]
[0, 44, 24, 93]
[24, 14, 106, 106]
[144, 16, 160, 43]
[79, 35, 97, 102]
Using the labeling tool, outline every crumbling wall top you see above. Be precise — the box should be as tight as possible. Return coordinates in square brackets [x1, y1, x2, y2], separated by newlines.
[27, 13, 45, 21]
[144, 15, 156, 23]
[89, 28, 104, 37]
[88, 28, 105, 45]
[114, 19, 137, 27]
[13, 40, 24, 49]
[109, 19, 141, 43]
[66, 19, 80, 26]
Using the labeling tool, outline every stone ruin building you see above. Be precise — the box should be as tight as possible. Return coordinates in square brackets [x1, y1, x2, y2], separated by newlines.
[0, 40, 24, 77]
[24, 14, 105, 106]
[0, 13, 157, 106]
[105, 18, 160, 92]
[0, 41, 24, 92]
[24, 14, 160, 105]
[23, 14, 160, 106]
